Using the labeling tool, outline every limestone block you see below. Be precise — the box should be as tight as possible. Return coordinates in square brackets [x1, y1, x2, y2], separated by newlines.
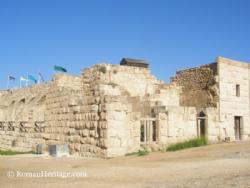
[99, 121, 107, 129]
[74, 143, 81, 152]
[81, 122, 86, 129]
[89, 130, 95, 137]
[86, 122, 90, 129]
[75, 121, 81, 129]
[89, 121, 97, 129]
[100, 112, 107, 120]
[80, 138, 86, 144]
[67, 136, 74, 143]
[80, 129, 89, 137]
[91, 104, 98, 112]
[41, 133, 50, 140]
[91, 113, 99, 121]
[100, 139, 108, 148]
[68, 128, 76, 135]
[100, 130, 107, 138]
[95, 97, 101, 103]
[90, 137, 95, 145]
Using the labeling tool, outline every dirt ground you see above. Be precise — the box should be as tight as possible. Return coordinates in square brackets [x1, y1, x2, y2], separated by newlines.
[1, 141, 250, 188]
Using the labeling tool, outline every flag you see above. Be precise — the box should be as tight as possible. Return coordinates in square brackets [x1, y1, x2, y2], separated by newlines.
[8, 75, 15, 80]
[6, 75, 15, 89]
[27, 75, 37, 83]
[20, 76, 27, 81]
[54, 65, 67, 73]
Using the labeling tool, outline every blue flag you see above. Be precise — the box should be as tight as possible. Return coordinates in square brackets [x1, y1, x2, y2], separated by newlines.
[28, 75, 37, 83]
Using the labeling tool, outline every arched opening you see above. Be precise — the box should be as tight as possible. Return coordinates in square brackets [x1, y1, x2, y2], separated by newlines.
[199, 111, 206, 117]
[197, 111, 207, 137]
[19, 98, 25, 103]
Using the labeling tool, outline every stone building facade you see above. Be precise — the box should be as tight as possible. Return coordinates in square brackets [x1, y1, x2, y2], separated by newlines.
[0, 56, 249, 158]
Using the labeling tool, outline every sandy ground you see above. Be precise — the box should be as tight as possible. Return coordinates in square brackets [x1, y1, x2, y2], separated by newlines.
[1, 141, 250, 188]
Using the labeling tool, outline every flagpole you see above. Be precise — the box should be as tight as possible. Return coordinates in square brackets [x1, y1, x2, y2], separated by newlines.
[38, 74, 40, 84]
[26, 74, 28, 87]
[25, 75, 28, 87]
[6, 77, 9, 90]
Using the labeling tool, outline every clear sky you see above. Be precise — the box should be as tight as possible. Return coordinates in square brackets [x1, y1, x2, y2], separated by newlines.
[0, 0, 250, 89]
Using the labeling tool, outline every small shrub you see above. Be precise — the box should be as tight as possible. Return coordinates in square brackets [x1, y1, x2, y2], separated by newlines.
[113, 69, 118, 74]
[98, 66, 107, 74]
[166, 137, 208, 152]
[125, 151, 139, 156]
[0, 149, 35, 155]
[125, 150, 149, 157]
[138, 150, 149, 156]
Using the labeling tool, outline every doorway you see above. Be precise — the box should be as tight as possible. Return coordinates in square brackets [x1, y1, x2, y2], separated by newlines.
[140, 119, 157, 144]
[200, 118, 206, 136]
[234, 116, 242, 140]
[197, 111, 206, 137]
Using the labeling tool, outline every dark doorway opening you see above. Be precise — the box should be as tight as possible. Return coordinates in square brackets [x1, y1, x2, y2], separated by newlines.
[140, 124, 145, 142]
[234, 116, 242, 140]
[152, 121, 157, 142]
[197, 111, 206, 137]
[200, 119, 206, 136]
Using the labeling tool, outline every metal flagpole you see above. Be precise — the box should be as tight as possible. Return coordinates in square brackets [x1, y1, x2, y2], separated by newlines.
[38, 74, 40, 84]
[26, 74, 28, 87]
[37, 70, 40, 84]
[6, 76, 9, 90]
[38, 72, 44, 83]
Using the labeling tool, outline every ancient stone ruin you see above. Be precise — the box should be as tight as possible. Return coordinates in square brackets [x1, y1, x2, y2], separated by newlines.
[0, 56, 249, 158]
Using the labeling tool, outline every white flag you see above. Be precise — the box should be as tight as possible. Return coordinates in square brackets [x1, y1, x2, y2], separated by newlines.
[20, 76, 27, 81]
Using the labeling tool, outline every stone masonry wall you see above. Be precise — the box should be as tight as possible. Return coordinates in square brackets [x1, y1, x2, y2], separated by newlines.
[0, 74, 109, 157]
[1, 58, 243, 158]
[171, 63, 218, 107]
[0, 84, 49, 151]
[0, 64, 169, 158]
[217, 57, 250, 141]
[83, 64, 182, 156]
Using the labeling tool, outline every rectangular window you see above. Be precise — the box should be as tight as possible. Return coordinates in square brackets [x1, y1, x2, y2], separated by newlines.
[236, 84, 240, 97]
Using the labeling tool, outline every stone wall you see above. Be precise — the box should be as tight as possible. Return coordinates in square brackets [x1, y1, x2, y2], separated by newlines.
[80, 64, 170, 157]
[0, 64, 166, 157]
[217, 57, 250, 141]
[171, 63, 218, 107]
[0, 63, 217, 157]
[92, 64, 185, 156]
[0, 84, 49, 151]
[0, 57, 248, 158]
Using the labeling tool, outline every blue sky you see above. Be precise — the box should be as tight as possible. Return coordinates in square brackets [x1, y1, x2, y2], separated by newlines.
[0, 0, 250, 89]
